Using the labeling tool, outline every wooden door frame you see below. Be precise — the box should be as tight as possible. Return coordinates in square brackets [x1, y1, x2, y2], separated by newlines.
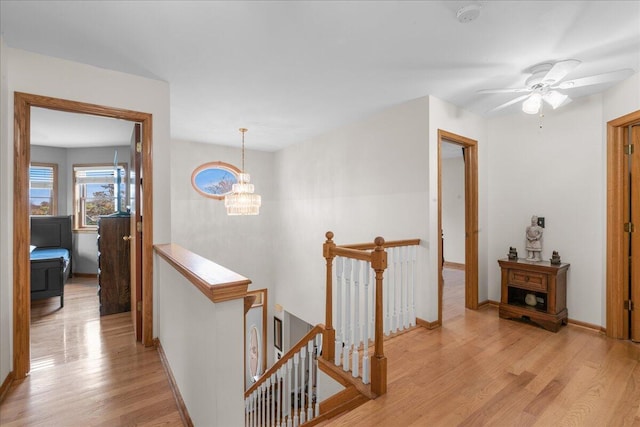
[606, 109, 640, 339]
[438, 129, 479, 324]
[13, 92, 154, 379]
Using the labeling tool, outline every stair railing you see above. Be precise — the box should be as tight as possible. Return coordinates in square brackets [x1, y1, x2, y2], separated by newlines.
[322, 231, 420, 397]
[245, 325, 324, 427]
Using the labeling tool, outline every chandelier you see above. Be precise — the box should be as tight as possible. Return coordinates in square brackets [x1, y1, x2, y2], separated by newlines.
[225, 128, 261, 215]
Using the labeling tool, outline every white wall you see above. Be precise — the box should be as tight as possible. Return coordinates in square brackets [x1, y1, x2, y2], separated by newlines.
[487, 95, 605, 325]
[427, 96, 489, 308]
[170, 140, 275, 288]
[273, 96, 430, 325]
[169, 139, 276, 362]
[441, 154, 465, 264]
[0, 36, 12, 385]
[156, 256, 244, 427]
[0, 47, 170, 381]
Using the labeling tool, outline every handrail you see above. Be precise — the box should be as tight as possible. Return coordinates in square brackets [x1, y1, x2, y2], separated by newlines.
[154, 243, 251, 303]
[245, 323, 325, 398]
[341, 238, 421, 250]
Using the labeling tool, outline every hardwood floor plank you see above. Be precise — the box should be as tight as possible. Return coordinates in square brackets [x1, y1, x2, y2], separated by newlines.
[0, 277, 183, 426]
[324, 268, 640, 426]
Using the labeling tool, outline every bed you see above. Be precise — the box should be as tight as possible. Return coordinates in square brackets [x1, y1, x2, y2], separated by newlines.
[30, 215, 72, 307]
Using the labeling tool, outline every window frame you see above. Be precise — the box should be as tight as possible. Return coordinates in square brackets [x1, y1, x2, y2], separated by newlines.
[72, 162, 129, 231]
[29, 162, 58, 216]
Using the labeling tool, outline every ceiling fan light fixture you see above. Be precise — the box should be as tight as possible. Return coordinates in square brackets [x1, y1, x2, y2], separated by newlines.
[543, 91, 568, 109]
[522, 93, 542, 114]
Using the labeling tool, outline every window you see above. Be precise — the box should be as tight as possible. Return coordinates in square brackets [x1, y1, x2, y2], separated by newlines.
[29, 162, 57, 216]
[73, 164, 128, 229]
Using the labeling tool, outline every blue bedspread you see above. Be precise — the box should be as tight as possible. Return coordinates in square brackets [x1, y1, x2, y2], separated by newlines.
[30, 247, 70, 262]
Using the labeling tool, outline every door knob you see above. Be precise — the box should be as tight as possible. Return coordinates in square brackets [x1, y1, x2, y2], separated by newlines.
[123, 235, 133, 241]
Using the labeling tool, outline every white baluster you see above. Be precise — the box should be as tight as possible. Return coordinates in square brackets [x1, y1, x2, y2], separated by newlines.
[273, 367, 282, 426]
[247, 392, 252, 427]
[352, 259, 360, 378]
[293, 353, 299, 427]
[343, 259, 352, 372]
[286, 359, 293, 427]
[392, 247, 400, 333]
[266, 377, 273, 427]
[315, 334, 322, 416]
[335, 257, 343, 367]
[299, 348, 307, 425]
[384, 250, 391, 335]
[362, 263, 370, 384]
[409, 245, 417, 327]
[400, 245, 407, 330]
[307, 339, 314, 421]
[259, 384, 264, 427]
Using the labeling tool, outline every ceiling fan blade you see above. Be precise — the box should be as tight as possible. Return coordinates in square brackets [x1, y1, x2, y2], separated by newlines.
[488, 94, 531, 113]
[542, 59, 581, 85]
[477, 88, 531, 94]
[555, 69, 634, 89]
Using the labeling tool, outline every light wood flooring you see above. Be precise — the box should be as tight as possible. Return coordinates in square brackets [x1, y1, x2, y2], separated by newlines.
[3, 270, 640, 426]
[0, 277, 183, 426]
[324, 267, 640, 426]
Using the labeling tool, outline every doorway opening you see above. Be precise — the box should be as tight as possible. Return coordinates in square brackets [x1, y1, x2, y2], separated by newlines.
[441, 140, 467, 320]
[437, 130, 479, 325]
[13, 92, 154, 379]
[606, 110, 640, 341]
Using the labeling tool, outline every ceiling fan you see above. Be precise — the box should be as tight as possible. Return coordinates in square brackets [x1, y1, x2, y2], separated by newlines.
[478, 59, 633, 114]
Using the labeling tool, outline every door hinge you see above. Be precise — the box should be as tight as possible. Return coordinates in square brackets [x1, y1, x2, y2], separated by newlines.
[624, 300, 634, 311]
[136, 142, 142, 153]
[624, 222, 635, 233]
[136, 221, 142, 233]
[137, 301, 142, 312]
[624, 144, 634, 155]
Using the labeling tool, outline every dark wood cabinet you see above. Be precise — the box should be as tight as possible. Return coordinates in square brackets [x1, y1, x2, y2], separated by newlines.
[97, 215, 131, 316]
[498, 258, 570, 332]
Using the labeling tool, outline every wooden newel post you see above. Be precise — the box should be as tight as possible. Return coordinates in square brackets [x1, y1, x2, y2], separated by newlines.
[323, 231, 336, 363]
[371, 236, 388, 396]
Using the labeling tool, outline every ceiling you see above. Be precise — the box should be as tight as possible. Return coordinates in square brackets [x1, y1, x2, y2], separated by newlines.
[2, 1, 639, 151]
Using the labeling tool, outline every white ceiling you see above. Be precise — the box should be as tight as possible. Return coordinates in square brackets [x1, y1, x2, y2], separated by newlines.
[2, 1, 639, 151]
[30, 108, 134, 148]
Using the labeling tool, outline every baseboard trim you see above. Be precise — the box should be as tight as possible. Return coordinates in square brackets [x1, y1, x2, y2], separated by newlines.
[416, 317, 441, 330]
[155, 339, 194, 427]
[567, 318, 606, 334]
[443, 261, 465, 270]
[0, 371, 14, 403]
[478, 299, 500, 309]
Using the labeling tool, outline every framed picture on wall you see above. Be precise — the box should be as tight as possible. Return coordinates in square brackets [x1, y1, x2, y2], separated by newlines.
[191, 161, 240, 199]
[274, 317, 283, 351]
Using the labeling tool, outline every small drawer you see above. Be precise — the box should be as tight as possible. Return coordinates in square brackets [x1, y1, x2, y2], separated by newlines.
[509, 269, 547, 291]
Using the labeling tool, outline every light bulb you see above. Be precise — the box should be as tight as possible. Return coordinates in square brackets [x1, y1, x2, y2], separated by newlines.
[522, 93, 542, 114]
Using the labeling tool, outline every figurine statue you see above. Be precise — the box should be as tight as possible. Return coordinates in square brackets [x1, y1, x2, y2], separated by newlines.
[508, 246, 518, 260]
[525, 215, 543, 261]
[550, 250, 561, 265]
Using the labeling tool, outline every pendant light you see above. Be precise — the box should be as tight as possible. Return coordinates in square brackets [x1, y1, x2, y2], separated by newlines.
[225, 128, 261, 215]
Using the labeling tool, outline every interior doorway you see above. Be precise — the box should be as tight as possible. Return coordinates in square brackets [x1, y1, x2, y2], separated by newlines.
[13, 92, 154, 379]
[441, 140, 467, 320]
[606, 110, 640, 341]
[437, 129, 479, 325]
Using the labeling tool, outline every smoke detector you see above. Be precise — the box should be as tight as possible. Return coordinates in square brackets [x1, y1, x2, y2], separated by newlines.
[456, 3, 482, 23]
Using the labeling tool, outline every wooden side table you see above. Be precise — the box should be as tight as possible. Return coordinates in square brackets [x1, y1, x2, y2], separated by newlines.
[498, 258, 570, 332]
